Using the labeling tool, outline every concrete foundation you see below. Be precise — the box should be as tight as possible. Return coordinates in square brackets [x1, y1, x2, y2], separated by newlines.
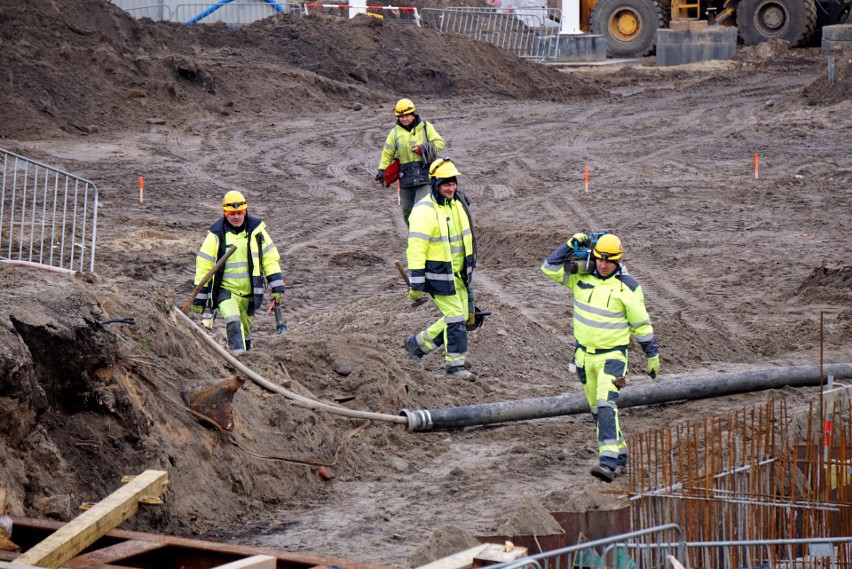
[555, 33, 607, 62]
[656, 26, 737, 67]
[822, 24, 852, 51]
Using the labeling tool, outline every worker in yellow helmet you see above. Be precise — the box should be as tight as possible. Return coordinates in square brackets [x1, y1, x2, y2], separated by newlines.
[404, 158, 477, 380]
[192, 191, 286, 355]
[541, 231, 660, 483]
[375, 98, 445, 226]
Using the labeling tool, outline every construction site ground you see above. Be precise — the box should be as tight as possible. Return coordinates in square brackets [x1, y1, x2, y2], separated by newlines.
[1, 1, 851, 567]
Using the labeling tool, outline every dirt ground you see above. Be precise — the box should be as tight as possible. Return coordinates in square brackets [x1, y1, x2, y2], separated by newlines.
[1, 1, 851, 567]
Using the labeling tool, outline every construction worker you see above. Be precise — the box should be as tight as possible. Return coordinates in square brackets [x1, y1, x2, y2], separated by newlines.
[192, 191, 286, 355]
[375, 98, 445, 225]
[541, 232, 660, 483]
[404, 158, 477, 380]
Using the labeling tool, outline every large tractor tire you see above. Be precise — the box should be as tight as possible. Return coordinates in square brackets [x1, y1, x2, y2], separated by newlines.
[590, 0, 666, 57]
[736, 0, 818, 45]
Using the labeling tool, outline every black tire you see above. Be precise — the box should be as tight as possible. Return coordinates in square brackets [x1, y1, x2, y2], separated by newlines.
[736, 0, 817, 46]
[590, 0, 665, 57]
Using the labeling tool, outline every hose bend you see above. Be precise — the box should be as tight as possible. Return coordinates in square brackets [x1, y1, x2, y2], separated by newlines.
[172, 307, 406, 425]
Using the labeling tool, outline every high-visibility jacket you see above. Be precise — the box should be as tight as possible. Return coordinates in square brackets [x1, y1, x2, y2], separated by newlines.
[378, 116, 445, 188]
[194, 215, 285, 316]
[407, 192, 475, 296]
[541, 242, 658, 357]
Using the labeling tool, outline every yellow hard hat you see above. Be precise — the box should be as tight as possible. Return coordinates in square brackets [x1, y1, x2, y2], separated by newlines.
[593, 234, 623, 261]
[429, 157, 460, 181]
[394, 98, 416, 117]
[222, 190, 247, 213]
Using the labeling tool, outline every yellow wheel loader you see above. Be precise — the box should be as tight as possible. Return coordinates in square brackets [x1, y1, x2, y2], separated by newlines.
[573, 0, 851, 56]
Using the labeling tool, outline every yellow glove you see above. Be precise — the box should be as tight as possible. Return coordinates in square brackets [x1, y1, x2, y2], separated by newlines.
[271, 292, 284, 305]
[647, 355, 660, 379]
[407, 289, 422, 301]
[191, 304, 204, 314]
[466, 311, 476, 326]
[569, 233, 588, 248]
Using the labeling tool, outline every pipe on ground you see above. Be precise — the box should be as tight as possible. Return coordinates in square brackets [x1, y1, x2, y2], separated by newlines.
[401, 364, 852, 432]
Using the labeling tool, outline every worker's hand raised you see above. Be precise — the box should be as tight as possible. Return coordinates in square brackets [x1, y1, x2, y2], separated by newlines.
[271, 292, 284, 306]
[191, 304, 204, 314]
[407, 289, 422, 301]
[569, 233, 588, 248]
[646, 355, 660, 379]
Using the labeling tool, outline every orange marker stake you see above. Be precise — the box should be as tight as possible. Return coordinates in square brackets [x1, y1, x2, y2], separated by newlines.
[754, 154, 759, 179]
[584, 166, 589, 193]
[139, 176, 144, 203]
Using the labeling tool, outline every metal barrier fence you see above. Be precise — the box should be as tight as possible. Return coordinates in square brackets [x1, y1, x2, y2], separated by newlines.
[420, 7, 561, 61]
[113, 1, 300, 23]
[122, 3, 174, 20]
[301, 4, 420, 26]
[176, 1, 299, 24]
[492, 531, 852, 569]
[0, 148, 98, 274]
[491, 524, 686, 569]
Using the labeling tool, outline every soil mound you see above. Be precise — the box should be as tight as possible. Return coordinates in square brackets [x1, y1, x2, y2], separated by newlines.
[0, 0, 603, 140]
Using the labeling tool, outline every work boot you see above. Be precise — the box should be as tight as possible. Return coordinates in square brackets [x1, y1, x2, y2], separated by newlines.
[447, 366, 475, 381]
[405, 336, 426, 360]
[590, 465, 617, 483]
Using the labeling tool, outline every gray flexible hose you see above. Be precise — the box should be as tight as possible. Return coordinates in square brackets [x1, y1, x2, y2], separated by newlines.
[172, 307, 406, 424]
[402, 364, 852, 431]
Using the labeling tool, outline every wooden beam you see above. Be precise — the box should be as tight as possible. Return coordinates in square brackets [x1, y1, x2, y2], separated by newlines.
[65, 539, 166, 568]
[413, 544, 489, 569]
[15, 470, 168, 569]
[0, 562, 45, 569]
[211, 555, 277, 569]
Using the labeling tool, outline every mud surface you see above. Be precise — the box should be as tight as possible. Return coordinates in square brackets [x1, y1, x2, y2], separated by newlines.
[1, 1, 851, 567]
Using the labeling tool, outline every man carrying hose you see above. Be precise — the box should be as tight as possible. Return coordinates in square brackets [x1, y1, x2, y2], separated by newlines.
[542, 232, 660, 483]
[193, 191, 286, 355]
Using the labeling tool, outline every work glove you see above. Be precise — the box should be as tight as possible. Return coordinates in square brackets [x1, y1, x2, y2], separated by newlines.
[407, 289, 422, 301]
[191, 304, 204, 314]
[412, 145, 422, 155]
[466, 310, 476, 327]
[647, 355, 660, 379]
[375, 169, 384, 184]
[271, 292, 284, 306]
[569, 233, 588, 248]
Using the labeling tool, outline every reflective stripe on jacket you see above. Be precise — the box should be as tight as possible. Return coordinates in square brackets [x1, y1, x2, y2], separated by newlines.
[378, 117, 445, 188]
[194, 215, 285, 316]
[407, 194, 475, 296]
[542, 242, 657, 354]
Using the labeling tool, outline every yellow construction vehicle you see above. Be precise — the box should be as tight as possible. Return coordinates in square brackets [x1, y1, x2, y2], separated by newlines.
[575, 0, 851, 56]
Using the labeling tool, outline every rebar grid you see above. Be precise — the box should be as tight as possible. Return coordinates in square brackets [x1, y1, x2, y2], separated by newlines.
[627, 398, 852, 568]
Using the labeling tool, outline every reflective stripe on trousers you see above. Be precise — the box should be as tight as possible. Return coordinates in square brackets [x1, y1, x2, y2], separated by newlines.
[412, 273, 468, 369]
[217, 290, 252, 354]
[579, 348, 628, 470]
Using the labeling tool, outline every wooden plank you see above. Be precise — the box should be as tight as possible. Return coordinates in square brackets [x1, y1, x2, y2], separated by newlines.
[472, 543, 529, 568]
[0, 484, 6, 514]
[11, 517, 398, 569]
[15, 470, 168, 569]
[414, 544, 489, 569]
[211, 554, 277, 569]
[0, 562, 44, 569]
[65, 539, 166, 568]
